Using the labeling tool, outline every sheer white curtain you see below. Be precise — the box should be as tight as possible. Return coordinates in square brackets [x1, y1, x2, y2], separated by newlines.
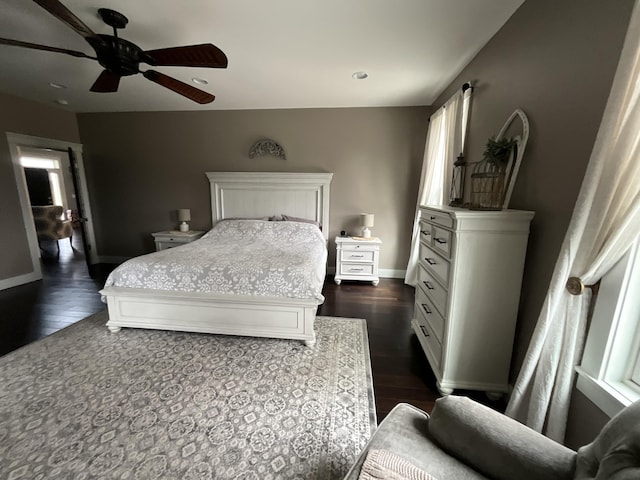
[405, 92, 461, 286]
[506, 1, 640, 442]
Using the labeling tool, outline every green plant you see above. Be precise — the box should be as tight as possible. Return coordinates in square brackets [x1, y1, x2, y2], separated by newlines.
[483, 136, 516, 165]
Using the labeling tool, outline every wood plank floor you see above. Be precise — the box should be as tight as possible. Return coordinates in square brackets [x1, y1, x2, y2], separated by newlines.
[0, 235, 505, 421]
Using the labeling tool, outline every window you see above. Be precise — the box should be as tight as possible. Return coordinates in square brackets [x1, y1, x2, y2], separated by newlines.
[20, 154, 68, 216]
[577, 239, 640, 417]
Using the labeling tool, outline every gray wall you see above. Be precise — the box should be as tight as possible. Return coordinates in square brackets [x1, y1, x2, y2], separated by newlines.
[77, 107, 429, 269]
[431, 0, 635, 445]
[0, 92, 80, 282]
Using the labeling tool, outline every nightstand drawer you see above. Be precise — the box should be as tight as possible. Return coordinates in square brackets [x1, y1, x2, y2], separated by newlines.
[341, 243, 379, 252]
[418, 266, 447, 317]
[341, 250, 375, 262]
[433, 227, 452, 258]
[419, 242, 449, 285]
[422, 209, 454, 229]
[340, 263, 374, 276]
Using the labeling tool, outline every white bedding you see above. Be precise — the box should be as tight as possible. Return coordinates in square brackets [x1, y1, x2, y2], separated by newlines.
[103, 220, 327, 301]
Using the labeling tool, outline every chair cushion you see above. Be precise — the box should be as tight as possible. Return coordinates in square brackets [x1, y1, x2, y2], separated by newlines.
[428, 396, 575, 480]
[343, 403, 488, 480]
[575, 399, 640, 480]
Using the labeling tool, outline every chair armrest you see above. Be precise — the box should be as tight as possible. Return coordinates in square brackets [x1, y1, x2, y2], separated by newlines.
[428, 396, 576, 480]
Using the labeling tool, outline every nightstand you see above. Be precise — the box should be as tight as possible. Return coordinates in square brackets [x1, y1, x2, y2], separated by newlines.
[152, 230, 205, 251]
[334, 236, 382, 286]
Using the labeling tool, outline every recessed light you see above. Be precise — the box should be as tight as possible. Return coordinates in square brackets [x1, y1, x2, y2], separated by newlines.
[192, 77, 208, 85]
[352, 71, 368, 80]
[49, 82, 67, 89]
[55, 99, 69, 105]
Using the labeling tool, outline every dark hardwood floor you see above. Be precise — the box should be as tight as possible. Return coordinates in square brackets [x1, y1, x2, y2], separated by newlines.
[0, 234, 505, 421]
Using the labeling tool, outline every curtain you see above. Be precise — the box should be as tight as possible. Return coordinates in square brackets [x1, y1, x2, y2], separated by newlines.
[506, 1, 640, 442]
[405, 92, 461, 286]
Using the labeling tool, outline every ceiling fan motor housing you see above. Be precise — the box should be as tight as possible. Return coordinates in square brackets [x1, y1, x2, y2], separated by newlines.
[93, 35, 146, 76]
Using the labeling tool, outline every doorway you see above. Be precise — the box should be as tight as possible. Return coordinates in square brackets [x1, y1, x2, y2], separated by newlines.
[6, 132, 98, 287]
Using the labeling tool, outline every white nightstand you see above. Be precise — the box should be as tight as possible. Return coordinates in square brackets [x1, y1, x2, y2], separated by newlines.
[152, 230, 205, 251]
[334, 236, 382, 286]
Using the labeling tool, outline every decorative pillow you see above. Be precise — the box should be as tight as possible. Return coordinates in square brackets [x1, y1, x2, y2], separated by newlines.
[269, 215, 284, 221]
[281, 214, 321, 229]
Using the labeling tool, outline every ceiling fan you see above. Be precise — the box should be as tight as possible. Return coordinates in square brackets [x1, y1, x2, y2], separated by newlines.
[0, 0, 228, 104]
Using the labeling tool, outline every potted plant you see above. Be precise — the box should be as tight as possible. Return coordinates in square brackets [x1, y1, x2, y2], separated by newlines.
[482, 136, 516, 171]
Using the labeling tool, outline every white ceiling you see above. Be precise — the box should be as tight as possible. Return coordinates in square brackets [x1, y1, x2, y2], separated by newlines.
[0, 0, 524, 113]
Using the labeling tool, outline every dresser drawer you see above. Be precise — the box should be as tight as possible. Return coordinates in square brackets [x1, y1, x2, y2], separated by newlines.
[422, 209, 454, 229]
[418, 266, 448, 317]
[415, 312, 442, 370]
[419, 221, 433, 244]
[340, 250, 375, 263]
[339, 263, 374, 276]
[415, 286, 444, 342]
[433, 227, 452, 258]
[419, 242, 449, 285]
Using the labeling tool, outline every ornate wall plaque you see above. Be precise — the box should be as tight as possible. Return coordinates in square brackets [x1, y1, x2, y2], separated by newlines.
[249, 139, 286, 160]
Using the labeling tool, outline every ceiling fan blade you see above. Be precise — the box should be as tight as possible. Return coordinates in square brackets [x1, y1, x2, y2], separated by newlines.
[143, 70, 215, 104]
[33, 0, 101, 41]
[144, 44, 228, 68]
[0, 37, 93, 58]
[90, 70, 121, 92]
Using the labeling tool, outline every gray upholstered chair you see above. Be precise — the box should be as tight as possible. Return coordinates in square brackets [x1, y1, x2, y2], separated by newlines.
[31, 205, 73, 250]
[344, 395, 640, 480]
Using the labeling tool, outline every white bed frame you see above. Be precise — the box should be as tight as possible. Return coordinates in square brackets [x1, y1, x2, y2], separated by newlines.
[100, 172, 333, 346]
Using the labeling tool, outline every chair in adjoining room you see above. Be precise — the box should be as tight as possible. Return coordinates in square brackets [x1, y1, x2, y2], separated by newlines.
[31, 205, 73, 251]
[344, 395, 640, 480]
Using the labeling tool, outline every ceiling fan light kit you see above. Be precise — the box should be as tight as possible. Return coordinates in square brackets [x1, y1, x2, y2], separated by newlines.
[0, 1, 228, 104]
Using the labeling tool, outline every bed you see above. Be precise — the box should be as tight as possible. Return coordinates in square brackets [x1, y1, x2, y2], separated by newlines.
[99, 172, 333, 346]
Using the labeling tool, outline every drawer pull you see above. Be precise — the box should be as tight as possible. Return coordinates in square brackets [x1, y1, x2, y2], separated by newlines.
[350, 267, 364, 272]
[430, 216, 436, 220]
[420, 230, 431, 236]
[350, 254, 365, 258]
[421, 304, 432, 315]
[419, 325, 430, 337]
[425, 257, 437, 265]
[435, 238, 447, 244]
[423, 281, 434, 290]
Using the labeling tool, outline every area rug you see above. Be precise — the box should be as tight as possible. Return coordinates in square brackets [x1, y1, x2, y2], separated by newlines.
[0, 312, 376, 480]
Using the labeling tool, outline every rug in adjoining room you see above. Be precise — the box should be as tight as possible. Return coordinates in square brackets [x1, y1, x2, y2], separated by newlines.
[0, 312, 376, 480]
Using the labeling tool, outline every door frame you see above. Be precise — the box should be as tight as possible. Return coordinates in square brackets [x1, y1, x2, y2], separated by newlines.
[7, 133, 98, 273]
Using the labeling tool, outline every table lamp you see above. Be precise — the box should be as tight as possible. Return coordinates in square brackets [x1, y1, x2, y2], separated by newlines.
[360, 213, 374, 238]
[178, 209, 191, 232]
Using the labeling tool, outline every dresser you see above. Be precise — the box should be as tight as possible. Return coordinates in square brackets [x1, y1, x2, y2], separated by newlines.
[334, 236, 382, 286]
[413, 205, 534, 398]
[152, 230, 205, 251]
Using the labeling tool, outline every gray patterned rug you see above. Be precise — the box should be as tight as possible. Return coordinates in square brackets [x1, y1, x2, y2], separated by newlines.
[0, 312, 376, 480]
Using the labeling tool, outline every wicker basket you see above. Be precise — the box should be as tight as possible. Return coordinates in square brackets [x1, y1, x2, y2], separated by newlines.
[469, 160, 506, 210]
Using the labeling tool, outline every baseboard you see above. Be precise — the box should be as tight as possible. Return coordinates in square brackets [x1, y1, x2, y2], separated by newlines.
[326, 267, 406, 279]
[0, 271, 42, 291]
[97, 255, 131, 264]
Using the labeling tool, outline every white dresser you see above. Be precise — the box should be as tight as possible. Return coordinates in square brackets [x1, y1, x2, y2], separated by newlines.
[334, 236, 381, 286]
[413, 205, 534, 398]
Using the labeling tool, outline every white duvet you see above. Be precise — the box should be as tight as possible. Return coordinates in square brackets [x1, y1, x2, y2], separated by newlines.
[103, 220, 327, 301]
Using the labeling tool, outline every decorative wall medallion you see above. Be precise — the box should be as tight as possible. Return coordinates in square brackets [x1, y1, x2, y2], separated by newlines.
[249, 139, 286, 160]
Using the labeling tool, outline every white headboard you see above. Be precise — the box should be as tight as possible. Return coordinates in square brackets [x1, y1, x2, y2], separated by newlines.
[205, 172, 333, 240]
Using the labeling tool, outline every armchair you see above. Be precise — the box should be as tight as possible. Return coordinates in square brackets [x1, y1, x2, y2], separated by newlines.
[31, 205, 73, 250]
[345, 395, 640, 480]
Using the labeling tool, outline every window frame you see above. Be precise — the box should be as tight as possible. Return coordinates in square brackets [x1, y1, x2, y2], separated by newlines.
[576, 239, 640, 417]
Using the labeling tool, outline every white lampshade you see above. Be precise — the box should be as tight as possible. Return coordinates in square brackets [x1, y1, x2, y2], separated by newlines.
[178, 209, 191, 222]
[360, 213, 374, 228]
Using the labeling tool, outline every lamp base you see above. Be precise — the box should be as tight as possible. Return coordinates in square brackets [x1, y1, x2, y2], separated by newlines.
[179, 222, 189, 232]
[362, 227, 371, 238]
